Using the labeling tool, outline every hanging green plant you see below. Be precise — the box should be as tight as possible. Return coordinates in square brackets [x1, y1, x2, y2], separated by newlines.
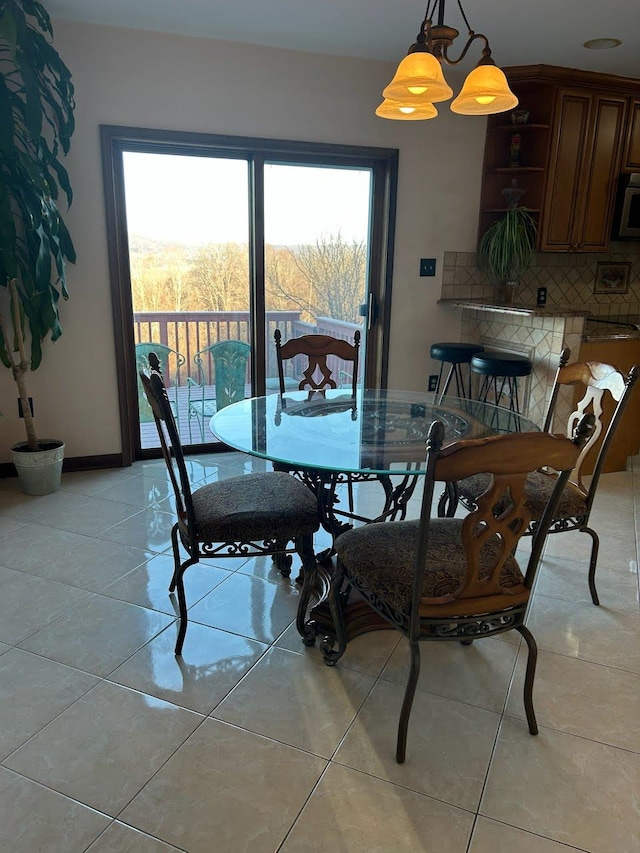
[478, 206, 537, 287]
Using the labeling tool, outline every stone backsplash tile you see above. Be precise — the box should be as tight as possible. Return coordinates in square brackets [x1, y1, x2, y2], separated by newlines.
[445, 242, 640, 316]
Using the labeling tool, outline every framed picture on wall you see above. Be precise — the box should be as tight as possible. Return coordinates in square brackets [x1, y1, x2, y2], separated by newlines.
[593, 261, 631, 294]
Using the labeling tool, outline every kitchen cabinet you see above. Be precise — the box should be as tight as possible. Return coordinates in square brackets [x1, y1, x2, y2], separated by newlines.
[540, 90, 626, 251]
[478, 66, 638, 254]
[623, 100, 640, 171]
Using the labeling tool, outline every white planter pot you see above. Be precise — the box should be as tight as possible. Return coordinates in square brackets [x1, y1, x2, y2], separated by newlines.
[11, 440, 65, 496]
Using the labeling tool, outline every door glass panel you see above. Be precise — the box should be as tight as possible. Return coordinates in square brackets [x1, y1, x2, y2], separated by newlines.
[123, 152, 250, 449]
[263, 163, 372, 394]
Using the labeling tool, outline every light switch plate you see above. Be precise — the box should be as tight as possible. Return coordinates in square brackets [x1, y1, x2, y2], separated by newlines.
[420, 258, 436, 277]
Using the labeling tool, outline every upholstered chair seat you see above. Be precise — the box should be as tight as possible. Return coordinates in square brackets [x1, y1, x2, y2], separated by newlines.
[191, 471, 319, 542]
[336, 518, 525, 616]
[457, 470, 589, 522]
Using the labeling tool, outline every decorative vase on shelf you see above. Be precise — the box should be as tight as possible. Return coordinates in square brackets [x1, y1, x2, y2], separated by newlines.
[508, 133, 522, 167]
[502, 178, 527, 209]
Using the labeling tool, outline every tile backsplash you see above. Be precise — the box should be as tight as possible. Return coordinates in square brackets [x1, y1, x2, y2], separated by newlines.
[442, 242, 640, 318]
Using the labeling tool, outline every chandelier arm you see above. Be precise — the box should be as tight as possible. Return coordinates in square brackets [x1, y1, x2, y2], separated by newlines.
[456, 0, 473, 34]
[441, 32, 490, 66]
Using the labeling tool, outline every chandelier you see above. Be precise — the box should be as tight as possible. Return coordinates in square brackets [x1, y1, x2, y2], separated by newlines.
[377, 0, 518, 120]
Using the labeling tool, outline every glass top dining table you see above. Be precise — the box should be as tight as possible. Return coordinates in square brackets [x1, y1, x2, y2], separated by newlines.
[209, 388, 539, 475]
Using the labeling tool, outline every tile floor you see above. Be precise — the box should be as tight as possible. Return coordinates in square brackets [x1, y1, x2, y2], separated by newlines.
[0, 451, 639, 853]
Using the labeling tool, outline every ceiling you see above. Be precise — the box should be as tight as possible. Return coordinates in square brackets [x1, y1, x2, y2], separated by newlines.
[47, 0, 640, 78]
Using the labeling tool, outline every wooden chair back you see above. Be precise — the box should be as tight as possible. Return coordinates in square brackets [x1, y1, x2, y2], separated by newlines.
[542, 348, 638, 498]
[411, 416, 594, 628]
[274, 329, 361, 396]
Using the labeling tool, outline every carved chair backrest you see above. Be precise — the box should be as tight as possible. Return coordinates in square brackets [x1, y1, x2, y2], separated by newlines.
[139, 353, 197, 544]
[274, 330, 361, 396]
[409, 417, 593, 633]
[193, 340, 251, 410]
[543, 350, 638, 498]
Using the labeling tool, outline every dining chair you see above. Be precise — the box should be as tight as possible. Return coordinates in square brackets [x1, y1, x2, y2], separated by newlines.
[321, 415, 594, 764]
[273, 328, 361, 398]
[456, 349, 639, 604]
[135, 342, 185, 424]
[187, 340, 251, 441]
[272, 327, 362, 524]
[140, 352, 320, 654]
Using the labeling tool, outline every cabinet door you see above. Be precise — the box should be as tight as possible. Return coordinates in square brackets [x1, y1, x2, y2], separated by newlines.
[576, 95, 627, 250]
[540, 90, 591, 251]
[623, 100, 640, 171]
[540, 90, 626, 252]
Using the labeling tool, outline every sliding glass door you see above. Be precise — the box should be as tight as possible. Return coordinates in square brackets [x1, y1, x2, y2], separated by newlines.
[101, 127, 398, 462]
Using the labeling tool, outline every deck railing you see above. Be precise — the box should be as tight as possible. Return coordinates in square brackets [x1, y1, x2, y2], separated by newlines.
[133, 310, 362, 387]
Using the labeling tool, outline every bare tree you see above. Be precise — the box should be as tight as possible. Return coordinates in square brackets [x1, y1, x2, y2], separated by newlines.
[267, 232, 366, 322]
[188, 243, 249, 311]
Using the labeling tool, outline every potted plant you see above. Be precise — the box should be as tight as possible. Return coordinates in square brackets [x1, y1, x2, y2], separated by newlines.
[0, 0, 76, 494]
[478, 205, 537, 305]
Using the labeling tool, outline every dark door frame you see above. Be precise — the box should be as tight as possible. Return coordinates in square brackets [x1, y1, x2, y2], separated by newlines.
[100, 125, 398, 465]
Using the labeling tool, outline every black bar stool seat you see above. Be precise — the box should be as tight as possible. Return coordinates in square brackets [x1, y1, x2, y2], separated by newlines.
[470, 351, 532, 415]
[430, 342, 485, 402]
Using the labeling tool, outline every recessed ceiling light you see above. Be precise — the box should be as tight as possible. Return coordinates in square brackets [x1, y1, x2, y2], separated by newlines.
[583, 38, 622, 50]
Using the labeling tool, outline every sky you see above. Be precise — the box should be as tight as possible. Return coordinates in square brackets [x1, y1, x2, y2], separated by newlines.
[122, 152, 372, 246]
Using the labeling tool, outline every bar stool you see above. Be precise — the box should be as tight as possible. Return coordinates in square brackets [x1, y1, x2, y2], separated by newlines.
[470, 351, 532, 415]
[430, 342, 485, 403]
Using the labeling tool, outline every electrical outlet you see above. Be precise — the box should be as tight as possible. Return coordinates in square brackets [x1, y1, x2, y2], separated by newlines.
[537, 286, 547, 306]
[18, 397, 34, 418]
[420, 258, 436, 277]
[428, 375, 439, 393]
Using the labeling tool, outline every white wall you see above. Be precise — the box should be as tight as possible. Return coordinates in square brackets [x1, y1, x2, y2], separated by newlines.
[0, 20, 486, 463]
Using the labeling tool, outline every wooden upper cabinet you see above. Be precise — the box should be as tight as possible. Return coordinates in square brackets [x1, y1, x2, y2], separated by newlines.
[478, 66, 639, 254]
[623, 100, 640, 171]
[540, 90, 627, 251]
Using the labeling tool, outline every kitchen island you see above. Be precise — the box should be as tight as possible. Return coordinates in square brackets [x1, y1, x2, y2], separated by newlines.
[437, 298, 590, 427]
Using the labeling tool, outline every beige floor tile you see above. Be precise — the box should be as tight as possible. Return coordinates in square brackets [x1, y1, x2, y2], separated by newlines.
[0, 484, 80, 521]
[0, 522, 90, 572]
[526, 593, 640, 673]
[0, 566, 95, 645]
[188, 572, 300, 644]
[22, 537, 151, 593]
[470, 817, 584, 852]
[281, 763, 474, 853]
[506, 647, 640, 752]
[120, 718, 326, 853]
[95, 473, 176, 508]
[96, 508, 176, 552]
[59, 468, 140, 497]
[35, 493, 142, 536]
[543, 528, 637, 570]
[381, 635, 519, 713]
[86, 822, 184, 852]
[0, 641, 10, 655]
[334, 679, 500, 811]
[534, 553, 639, 611]
[275, 620, 401, 677]
[104, 553, 232, 614]
[0, 515, 26, 537]
[5, 681, 202, 815]
[481, 717, 640, 853]
[20, 595, 174, 676]
[213, 646, 374, 757]
[110, 622, 267, 714]
[0, 767, 109, 853]
[0, 649, 99, 760]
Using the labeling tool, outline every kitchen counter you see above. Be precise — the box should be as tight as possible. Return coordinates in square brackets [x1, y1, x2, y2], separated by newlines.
[437, 298, 591, 318]
[583, 319, 640, 341]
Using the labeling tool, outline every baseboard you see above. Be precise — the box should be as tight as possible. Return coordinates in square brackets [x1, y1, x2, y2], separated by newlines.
[0, 453, 125, 479]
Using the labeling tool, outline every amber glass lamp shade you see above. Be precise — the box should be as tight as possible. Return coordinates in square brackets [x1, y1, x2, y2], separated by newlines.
[383, 51, 454, 105]
[375, 99, 438, 120]
[450, 64, 518, 115]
